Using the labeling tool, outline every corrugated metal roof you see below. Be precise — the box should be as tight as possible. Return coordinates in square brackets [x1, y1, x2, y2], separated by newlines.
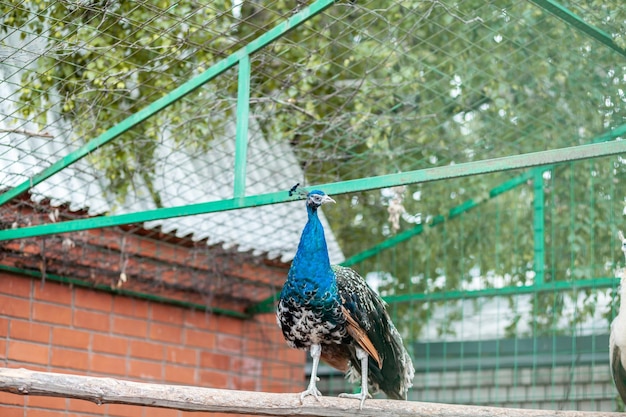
[0, 31, 344, 264]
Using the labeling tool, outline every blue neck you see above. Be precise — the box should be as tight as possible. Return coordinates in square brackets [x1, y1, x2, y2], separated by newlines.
[287, 205, 335, 291]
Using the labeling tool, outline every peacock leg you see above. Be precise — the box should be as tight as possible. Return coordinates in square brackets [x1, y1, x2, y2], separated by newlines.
[338, 347, 371, 409]
[300, 343, 322, 403]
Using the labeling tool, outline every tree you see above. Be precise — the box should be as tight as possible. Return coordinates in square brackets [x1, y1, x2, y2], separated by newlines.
[2, 0, 626, 338]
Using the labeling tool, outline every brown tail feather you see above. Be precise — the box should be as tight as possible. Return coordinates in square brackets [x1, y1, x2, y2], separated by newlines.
[341, 305, 382, 369]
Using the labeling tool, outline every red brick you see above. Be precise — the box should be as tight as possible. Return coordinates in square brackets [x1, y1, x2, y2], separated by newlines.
[165, 346, 196, 366]
[284, 347, 305, 364]
[10, 321, 50, 344]
[0, 273, 31, 297]
[107, 403, 144, 417]
[7, 340, 49, 365]
[0, 295, 31, 319]
[7, 363, 48, 373]
[52, 327, 90, 350]
[216, 316, 243, 336]
[164, 364, 195, 385]
[113, 316, 147, 338]
[232, 375, 260, 391]
[185, 329, 215, 349]
[268, 363, 298, 381]
[33, 281, 72, 305]
[0, 317, 9, 337]
[89, 353, 127, 377]
[150, 303, 183, 324]
[32, 302, 72, 326]
[0, 405, 24, 417]
[184, 309, 217, 330]
[73, 309, 110, 332]
[245, 338, 272, 358]
[22, 409, 59, 417]
[215, 334, 242, 353]
[128, 359, 162, 380]
[198, 370, 228, 388]
[263, 381, 286, 393]
[149, 322, 181, 344]
[0, 338, 6, 359]
[145, 407, 180, 417]
[50, 347, 88, 370]
[75, 287, 112, 312]
[199, 352, 230, 371]
[0, 390, 26, 406]
[230, 357, 262, 376]
[113, 296, 148, 319]
[92, 334, 128, 356]
[27, 395, 67, 410]
[68, 398, 107, 414]
[129, 340, 163, 361]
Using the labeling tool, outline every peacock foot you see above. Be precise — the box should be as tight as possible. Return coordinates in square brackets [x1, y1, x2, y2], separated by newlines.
[338, 391, 371, 409]
[299, 379, 322, 404]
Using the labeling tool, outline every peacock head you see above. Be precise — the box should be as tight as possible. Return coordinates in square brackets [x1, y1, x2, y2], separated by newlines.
[306, 190, 335, 211]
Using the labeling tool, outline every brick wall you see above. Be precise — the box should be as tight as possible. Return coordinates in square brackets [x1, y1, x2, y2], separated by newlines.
[0, 271, 304, 417]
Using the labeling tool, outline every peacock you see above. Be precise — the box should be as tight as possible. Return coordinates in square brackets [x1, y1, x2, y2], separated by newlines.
[277, 188, 414, 408]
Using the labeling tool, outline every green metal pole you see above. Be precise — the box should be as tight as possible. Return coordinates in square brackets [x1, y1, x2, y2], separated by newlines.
[382, 277, 619, 304]
[234, 54, 251, 198]
[528, 0, 626, 58]
[0, 0, 338, 207]
[532, 168, 546, 285]
[1, 139, 626, 242]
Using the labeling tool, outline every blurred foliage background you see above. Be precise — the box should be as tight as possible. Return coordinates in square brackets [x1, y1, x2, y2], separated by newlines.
[2, 0, 626, 355]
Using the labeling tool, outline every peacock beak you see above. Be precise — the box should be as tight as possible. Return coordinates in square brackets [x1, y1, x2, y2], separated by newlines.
[323, 195, 336, 205]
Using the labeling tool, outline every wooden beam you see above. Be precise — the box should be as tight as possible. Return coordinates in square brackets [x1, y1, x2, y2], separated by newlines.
[0, 368, 621, 416]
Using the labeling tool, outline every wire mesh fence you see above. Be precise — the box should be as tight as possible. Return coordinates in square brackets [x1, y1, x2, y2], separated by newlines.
[1, 0, 626, 412]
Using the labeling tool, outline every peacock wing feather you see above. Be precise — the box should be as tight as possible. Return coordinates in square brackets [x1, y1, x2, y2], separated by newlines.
[341, 304, 382, 368]
[333, 265, 414, 400]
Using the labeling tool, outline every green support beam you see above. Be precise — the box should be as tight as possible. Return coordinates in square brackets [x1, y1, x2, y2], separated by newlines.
[250, 274, 619, 314]
[234, 54, 251, 198]
[528, 0, 626, 58]
[0, 0, 337, 207]
[532, 168, 546, 285]
[1, 138, 625, 242]
[382, 277, 618, 304]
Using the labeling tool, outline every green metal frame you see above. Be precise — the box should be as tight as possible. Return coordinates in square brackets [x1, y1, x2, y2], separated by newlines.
[383, 277, 619, 304]
[1, 138, 625, 242]
[0, 0, 624, 241]
[532, 168, 545, 285]
[245, 158, 620, 315]
[0, 0, 337, 207]
[1, 0, 625, 320]
[528, 0, 626, 58]
[234, 54, 251, 199]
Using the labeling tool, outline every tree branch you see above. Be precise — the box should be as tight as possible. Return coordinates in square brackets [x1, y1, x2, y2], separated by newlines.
[0, 129, 53, 138]
[0, 368, 620, 417]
